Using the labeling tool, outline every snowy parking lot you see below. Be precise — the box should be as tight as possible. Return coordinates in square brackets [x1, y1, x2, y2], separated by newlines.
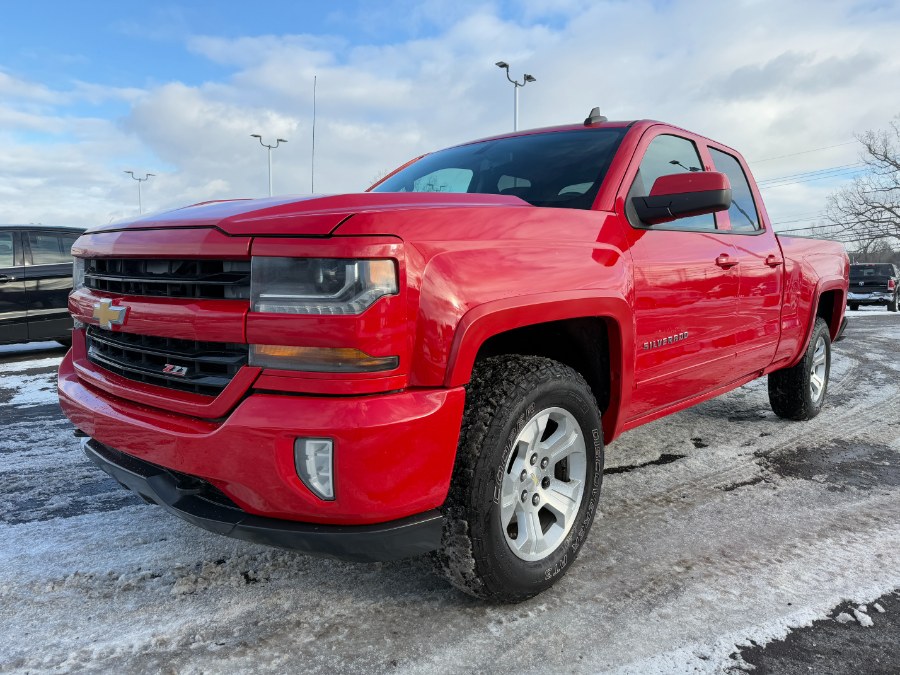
[1, 310, 898, 673]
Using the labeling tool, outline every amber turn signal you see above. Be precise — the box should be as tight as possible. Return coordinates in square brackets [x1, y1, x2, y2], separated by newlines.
[250, 345, 399, 373]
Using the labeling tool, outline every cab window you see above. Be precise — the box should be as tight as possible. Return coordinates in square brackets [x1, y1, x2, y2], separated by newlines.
[0, 232, 14, 268]
[709, 147, 761, 232]
[28, 232, 70, 265]
[412, 168, 473, 193]
[626, 134, 716, 231]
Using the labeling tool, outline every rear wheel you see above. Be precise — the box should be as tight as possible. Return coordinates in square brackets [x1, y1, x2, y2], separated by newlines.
[435, 355, 603, 602]
[848, 302, 859, 312]
[768, 317, 831, 421]
[888, 293, 898, 312]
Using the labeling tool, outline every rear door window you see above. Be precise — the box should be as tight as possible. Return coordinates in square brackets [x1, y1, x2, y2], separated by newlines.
[709, 147, 760, 232]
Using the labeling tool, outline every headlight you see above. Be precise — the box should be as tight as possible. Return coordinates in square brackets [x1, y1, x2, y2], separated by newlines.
[72, 257, 85, 292]
[251, 257, 397, 315]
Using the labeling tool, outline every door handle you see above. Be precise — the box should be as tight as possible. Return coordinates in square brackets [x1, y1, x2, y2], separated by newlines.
[715, 254, 739, 269]
[0, 274, 10, 284]
[765, 255, 783, 267]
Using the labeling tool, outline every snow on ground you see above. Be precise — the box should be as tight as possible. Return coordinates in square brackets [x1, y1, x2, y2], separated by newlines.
[0, 341, 63, 355]
[0, 314, 898, 673]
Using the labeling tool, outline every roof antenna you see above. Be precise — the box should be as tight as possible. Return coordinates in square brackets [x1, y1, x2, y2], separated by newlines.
[584, 107, 608, 125]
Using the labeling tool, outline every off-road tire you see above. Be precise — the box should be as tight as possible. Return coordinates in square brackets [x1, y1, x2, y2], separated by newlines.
[768, 317, 831, 421]
[848, 302, 859, 312]
[434, 355, 604, 602]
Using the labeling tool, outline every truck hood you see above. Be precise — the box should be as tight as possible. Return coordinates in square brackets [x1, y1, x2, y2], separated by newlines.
[87, 193, 528, 237]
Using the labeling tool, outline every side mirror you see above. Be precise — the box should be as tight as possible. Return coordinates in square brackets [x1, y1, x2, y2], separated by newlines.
[633, 171, 732, 225]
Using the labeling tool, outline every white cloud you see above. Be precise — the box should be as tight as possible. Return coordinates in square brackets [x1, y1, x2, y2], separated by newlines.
[1, 0, 899, 229]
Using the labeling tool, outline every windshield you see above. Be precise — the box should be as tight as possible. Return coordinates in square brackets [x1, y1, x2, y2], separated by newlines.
[372, 128, 627, 210]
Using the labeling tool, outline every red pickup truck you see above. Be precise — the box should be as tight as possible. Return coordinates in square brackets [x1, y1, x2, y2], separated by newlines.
[59, 116, 848, 601]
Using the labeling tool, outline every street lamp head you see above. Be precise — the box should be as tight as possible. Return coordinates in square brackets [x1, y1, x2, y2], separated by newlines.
[524, 74, 536, 83]
[124, 170, 134, 176]
[277, 138, 288, 143]
[495, 61, 509, 69]
[250, 134, 262, 138]
[147, 173, 156, 177]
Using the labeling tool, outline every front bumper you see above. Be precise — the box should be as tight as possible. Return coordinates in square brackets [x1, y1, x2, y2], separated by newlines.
[83, 439, 443, 562]
[58, 350, 467, 526]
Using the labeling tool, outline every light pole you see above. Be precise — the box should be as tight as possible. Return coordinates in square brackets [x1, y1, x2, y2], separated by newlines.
[250, 134, 288, 197]
[124, 171, 154, 215]
[495, 61, 536, 131]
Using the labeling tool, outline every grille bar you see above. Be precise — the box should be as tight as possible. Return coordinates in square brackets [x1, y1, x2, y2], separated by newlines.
[86, 326, 248, 397]
[85, 259, 251, 300]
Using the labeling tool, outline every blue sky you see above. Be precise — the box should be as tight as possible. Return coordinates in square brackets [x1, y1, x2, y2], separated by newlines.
[1, 0, 899, 231]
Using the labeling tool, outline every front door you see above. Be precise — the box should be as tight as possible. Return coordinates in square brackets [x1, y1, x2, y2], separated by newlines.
[619, 133, 740, 420]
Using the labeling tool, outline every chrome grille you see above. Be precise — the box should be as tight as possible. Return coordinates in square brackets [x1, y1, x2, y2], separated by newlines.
[85, 326, 248, 397]
[84, 259, 250, 300]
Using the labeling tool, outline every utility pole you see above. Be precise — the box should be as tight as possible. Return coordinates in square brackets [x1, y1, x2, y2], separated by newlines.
[250, 134, 288, 197]
[124, 171, 154, 214]
[311, 75, 317, 194]
[495, 61, 536, 131]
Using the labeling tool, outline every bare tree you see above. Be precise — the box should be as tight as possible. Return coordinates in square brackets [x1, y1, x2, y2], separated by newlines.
[825, 115, 900, 254]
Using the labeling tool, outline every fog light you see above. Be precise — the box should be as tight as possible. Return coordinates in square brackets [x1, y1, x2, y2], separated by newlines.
[294, 438, 334, 501]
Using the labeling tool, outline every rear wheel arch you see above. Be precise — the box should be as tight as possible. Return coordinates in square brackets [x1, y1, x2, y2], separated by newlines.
[786, 280, 846, 369]
[815, 287, 844, 340]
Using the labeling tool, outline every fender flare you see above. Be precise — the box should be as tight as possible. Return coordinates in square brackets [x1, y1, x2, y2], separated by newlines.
[443, 292, 634, 441]
[788, 277, 846, 368]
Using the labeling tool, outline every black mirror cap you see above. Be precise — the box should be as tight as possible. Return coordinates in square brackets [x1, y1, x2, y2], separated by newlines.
[633, 188, 732, 226]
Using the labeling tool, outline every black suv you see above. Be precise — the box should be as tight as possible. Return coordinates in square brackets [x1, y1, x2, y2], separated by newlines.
[848, 263, 899, 312]
[1, 225, 84, 347]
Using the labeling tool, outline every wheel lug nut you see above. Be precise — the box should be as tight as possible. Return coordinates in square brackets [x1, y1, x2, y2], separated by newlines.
[532, 494, 540, 506]
[520, 469, 527, 482]
[521, 490, 528, 502]
[542, 477, 550, 489]
[530, 454, 537, 466]
[540, 457, 549, 470]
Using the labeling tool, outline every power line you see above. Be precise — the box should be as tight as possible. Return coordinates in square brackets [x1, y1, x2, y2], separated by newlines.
[758, 167, 869, 190]
[770, 214, 827, 225]
[756, 163, 864, 185]
[749, 141, 857, 164]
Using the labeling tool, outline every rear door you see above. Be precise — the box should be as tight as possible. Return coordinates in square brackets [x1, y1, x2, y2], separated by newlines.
[24, 230, 79, 341]
[0, 230, 28, 344]
[706, 146, 784, 374]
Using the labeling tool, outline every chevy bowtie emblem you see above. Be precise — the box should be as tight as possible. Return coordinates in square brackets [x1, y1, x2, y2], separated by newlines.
[92, 299, 128, 329]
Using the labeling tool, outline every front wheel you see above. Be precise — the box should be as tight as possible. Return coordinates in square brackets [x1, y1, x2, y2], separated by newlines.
[768, 317, 831, 421]
[435, 355, 603, 602]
